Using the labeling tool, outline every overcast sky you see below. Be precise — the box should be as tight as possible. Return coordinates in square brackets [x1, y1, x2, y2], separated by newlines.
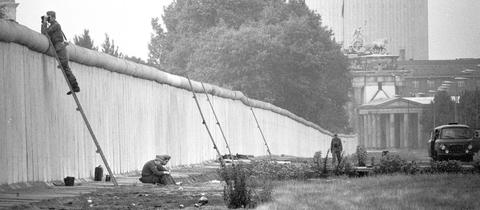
[16, 0, 480, 60]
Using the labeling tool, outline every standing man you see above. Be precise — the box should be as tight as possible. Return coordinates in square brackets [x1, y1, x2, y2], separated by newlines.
[41, 11, 80, 95]
[330, 133, 343, 165]
[139, 155, 176, 185]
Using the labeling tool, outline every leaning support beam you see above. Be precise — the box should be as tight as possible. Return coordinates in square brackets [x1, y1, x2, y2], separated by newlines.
[186, 77, 226, 168]
[250, 105, 272, 159]
[200, 82, 234, 164]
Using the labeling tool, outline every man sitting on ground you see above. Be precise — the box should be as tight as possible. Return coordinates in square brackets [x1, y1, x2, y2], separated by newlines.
[139, 155, 176, 185]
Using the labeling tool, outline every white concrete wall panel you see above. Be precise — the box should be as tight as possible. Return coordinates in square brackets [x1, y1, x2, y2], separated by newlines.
[0, 20, 357, 185]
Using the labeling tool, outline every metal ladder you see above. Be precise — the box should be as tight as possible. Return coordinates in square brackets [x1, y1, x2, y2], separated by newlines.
[46, 37, 118, 186]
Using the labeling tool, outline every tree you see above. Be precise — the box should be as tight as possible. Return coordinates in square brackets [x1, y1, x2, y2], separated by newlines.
[149, 0, 350, 132]
[422, 90, 480, 132]
[124, 55, 147, 65]
[73, 29, 98, 50]
[101, 33, 122, 58]
[458, 90, 480, 128]
[147, 18, 169, 67]
[99, 34, 147, 65]
[421, 91, 455, 132]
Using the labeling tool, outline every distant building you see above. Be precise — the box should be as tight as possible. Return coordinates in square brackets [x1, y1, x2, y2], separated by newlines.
[326, 1, 480, 149]
[398, 59, 480, 97]
[349, 55, 480, 149]
[306, 0, 429, 60]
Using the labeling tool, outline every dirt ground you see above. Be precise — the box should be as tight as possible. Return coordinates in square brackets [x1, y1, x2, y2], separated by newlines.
[7, 163, 229, 210]
[1, 150, 442, 210]
[12, 182, 227, 210]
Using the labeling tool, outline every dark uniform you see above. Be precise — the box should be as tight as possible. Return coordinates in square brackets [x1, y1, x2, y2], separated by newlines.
[139, 159, 175, 185]
[330, 134, 343, 165]
[41, 11, 80, 94]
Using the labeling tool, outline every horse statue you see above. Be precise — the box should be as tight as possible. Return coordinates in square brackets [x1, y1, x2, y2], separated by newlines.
[364, 38, 389, 55]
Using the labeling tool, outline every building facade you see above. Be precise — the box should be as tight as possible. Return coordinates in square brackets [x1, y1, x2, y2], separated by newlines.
[357, 97, 428, 149]
[306, 0, 429, 60]
[350, 55, 480, 149]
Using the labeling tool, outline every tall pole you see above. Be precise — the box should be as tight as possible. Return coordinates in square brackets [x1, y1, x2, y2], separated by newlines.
[476, 86, 479, 129]
[432, 101, 436, 128]
[342, 0, 345, 49]
[454, 83, 458, 123]
[200, 82, 234, 162]
[186, 77, 226, 168]
[250, 106, 272, 159]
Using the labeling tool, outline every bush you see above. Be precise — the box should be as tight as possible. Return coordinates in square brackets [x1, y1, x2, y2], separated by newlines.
[219, 160, 315, 208]
[250, 160, 311, 180]
[355, 146, 368, 166]
[313, 151, 322, 170]
[338, 156, 358, 176]
[220, 165, 254, 208]
[373, 154, 406, 174]
[430, 160, 463, 173]
[401, 161, 420, 175]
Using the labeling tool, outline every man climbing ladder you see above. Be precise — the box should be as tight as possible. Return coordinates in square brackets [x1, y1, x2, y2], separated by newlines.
[41, 11, 80, 95]
[40, 11, 117, 186]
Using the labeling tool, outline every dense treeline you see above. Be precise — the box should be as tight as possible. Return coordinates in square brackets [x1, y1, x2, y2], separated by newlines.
[421, 90, 480, 131]
[148, 0, 351, 132]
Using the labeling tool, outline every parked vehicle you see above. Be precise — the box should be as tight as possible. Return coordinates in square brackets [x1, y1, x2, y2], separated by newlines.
[428, 123, 480, 161]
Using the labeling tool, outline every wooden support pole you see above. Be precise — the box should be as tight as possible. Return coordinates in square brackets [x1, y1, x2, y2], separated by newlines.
[186, 77, 226, 168]
[250, 106, 272, 159]
[200, 82, 234, 164]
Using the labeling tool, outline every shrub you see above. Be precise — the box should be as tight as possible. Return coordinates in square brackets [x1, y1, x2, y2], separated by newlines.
[373, 154, 406, 174]
[220, 165, 254, 208]
[355, 146, 368, 166]
[401, 161, 420, 175]
[313, 151, 322, 170]
[220, 159, 316, 208]
[430, 160, 463, 173]
[338, 156, 358, 176]
[250, 160, 311, 180]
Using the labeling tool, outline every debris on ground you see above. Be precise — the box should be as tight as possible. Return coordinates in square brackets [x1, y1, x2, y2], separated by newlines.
[3, 163, 226, 209]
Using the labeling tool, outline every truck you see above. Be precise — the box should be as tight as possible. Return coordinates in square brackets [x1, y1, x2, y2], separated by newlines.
[428, 123, 480, 161]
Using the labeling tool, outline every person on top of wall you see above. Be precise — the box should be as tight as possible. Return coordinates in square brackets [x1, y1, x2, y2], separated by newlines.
[41, 11, 80, 95]
[330, 133, 343, 165]
[139, 155, 176, 185]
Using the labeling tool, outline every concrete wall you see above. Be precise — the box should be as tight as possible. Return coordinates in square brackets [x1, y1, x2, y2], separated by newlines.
[0, 20, 357, 185]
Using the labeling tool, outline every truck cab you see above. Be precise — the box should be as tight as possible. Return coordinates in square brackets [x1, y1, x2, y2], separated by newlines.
[428, 123, 480, 161]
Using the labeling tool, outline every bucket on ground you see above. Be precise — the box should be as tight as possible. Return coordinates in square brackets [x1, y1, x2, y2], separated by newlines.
[94, 165, 103, 181]
[64, 176, 75, 186]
